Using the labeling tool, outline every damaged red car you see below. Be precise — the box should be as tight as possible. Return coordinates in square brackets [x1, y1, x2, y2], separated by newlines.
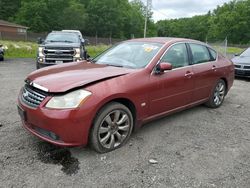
[17, 37, 234, 153]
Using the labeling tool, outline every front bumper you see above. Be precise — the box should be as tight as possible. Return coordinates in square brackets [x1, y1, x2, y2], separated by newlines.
[235, 68, 250, 77]
[37, 57, 82, 65]
[17, 95, 95, 147]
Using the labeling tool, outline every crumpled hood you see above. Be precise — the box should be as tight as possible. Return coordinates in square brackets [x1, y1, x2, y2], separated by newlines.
[27, 62, 136, 93]
[231, 56, 250, 65]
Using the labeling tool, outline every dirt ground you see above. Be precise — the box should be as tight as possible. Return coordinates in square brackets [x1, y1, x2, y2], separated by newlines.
[0, 59, 250, 188]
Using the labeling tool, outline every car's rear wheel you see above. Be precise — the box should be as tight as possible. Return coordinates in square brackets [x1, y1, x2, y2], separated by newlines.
[90, 102, 133, 153]
[205, 79, 226, 108]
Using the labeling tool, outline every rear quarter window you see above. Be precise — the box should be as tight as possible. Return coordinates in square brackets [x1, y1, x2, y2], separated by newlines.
[208, 48, 217, 61]
[189, 43, 211, 64]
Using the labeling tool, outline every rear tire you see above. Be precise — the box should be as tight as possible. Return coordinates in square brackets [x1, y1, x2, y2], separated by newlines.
[205, 79, 226, 108]
[90, 102, 134, 153]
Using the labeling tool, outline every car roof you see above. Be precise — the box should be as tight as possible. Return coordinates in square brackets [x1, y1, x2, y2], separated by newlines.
[50, 31, 79, 36]
[128, 37, 205, 45]
[62, 30, 83, 37]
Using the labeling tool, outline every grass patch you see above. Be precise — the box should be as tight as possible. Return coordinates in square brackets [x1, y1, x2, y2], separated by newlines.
[0, 40, 245, 58]
[227, 47, 245, 55]
[1, 40, 38, 58]
[212, 45, 245, 55]
[86, 45, 110, 57]
[0, 40, 109, 58]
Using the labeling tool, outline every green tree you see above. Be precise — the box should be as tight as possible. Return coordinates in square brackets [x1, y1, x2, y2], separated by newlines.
[14, 0, 88, 33]
[0, 0, 21, 21]
[15, 0, 50, 32]
[85, 0, 126, 38]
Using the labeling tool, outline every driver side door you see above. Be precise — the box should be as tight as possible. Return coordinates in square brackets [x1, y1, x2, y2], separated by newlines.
[148, 43, 194, 117]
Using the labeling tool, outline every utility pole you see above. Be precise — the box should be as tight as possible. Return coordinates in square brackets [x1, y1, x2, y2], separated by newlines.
[144, 0, 152, 38]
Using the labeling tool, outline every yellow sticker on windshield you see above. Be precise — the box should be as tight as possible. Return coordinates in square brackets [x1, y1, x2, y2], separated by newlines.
[144, 47, 153, 52]
[143, 44, 159, 53]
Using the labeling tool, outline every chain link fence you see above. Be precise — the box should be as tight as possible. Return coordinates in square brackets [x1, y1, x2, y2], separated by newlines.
[0, 31, 122, 45]
[207, 38, 248, 59]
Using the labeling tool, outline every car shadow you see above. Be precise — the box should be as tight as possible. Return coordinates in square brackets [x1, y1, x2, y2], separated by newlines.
[235, 76, 250, 82]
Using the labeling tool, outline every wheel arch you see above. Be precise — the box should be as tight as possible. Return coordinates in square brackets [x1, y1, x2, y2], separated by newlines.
[90, 97, 138, 136]
[220, 77, 228, 94]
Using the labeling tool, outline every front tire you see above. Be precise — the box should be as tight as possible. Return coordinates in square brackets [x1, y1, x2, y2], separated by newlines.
[205, 79, 226, 108]
[36, 62, 41, 69]
[90, 102, 134, 153]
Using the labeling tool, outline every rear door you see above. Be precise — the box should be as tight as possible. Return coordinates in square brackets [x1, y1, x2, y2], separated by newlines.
[148, 43, 194, 116]
[187, 43, 219, 103]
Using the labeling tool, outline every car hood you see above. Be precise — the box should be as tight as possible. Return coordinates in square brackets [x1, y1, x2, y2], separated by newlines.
[27, 62, 136, 93]
[231, 56, 250, 65]
[42, 42, 80, 48]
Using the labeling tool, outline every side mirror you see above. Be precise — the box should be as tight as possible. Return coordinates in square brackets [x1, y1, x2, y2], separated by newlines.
[155, 62, 172, 74]
[37, 37, 44, 44]
[84, 39, 89, 45]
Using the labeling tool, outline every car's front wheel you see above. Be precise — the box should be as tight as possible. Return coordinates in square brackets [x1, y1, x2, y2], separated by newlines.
[90, 102, 134, 153]
[36, 62, 41, 69]
[0, 55, 4, 61]
[205, 79, 226, 108]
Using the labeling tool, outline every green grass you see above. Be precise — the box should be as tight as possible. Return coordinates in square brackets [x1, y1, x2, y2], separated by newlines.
[212, 45, 245, 55]
[0, 40, 245, 58]
[0, 40, 109, 58]
[86, 45, 110, 57]
[227, 47, 245, 55]
[1, 40, 38, 58]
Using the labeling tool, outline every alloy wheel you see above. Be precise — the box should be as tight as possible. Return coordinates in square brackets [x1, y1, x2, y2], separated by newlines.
[213, 82, 225, 106]
[98, 110, 131, 149]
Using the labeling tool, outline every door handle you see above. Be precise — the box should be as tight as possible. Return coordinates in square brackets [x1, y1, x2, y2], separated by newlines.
[185, 72, 193, 77]
[212, 65, 217, 71]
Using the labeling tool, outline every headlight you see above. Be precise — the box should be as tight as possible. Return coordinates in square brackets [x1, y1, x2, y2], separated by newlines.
[46, 89, 92, 109]
[74, 48, 81, 58]
[38, 47, 44, 57]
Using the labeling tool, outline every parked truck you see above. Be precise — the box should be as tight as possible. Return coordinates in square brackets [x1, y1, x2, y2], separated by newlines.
[36, 30, 87, 69]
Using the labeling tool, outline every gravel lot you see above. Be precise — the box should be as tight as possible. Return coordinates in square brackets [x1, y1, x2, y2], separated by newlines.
[0, 59, 250, 188]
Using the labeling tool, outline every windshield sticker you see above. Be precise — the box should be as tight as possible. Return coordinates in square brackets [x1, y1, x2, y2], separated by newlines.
[142, 44, 159, 52]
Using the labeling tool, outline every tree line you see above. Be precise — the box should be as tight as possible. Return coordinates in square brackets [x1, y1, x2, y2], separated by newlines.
[0, 0, 155, 39]
[157, 0, 250, 44]
[0, 0, 249, 44]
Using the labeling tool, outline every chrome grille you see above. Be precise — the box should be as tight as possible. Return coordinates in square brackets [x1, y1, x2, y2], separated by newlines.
[43, 47, 75, 63]
[21, 85, 46, 108]
[234, 65, 241, 68]
[244, 65, 250, 69]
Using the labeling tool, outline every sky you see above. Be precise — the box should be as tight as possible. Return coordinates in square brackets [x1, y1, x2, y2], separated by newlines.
[141, 0, 232, 22]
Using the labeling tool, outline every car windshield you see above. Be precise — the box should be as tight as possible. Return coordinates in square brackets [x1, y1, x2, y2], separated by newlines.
[93, 42, 163, 69]
[45, 33, 79, 43]
[240, 48, 250, 57]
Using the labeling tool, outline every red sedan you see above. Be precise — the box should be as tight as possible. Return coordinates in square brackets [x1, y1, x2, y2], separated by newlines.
[17, 38, 234, 153]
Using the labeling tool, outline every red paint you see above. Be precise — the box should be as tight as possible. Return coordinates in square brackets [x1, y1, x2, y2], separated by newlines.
[17, 38, 234, 147]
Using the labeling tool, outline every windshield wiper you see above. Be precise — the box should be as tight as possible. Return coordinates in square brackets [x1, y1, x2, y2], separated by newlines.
[86, 58, 96, 63]
[63, 40, 74, 43]
[106, 64, 124, 67]
[46, 40, 63, 43]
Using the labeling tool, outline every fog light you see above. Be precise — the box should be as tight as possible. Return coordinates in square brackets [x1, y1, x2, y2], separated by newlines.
[74, 58, 82, 62]
[38, 57, 43, 63]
